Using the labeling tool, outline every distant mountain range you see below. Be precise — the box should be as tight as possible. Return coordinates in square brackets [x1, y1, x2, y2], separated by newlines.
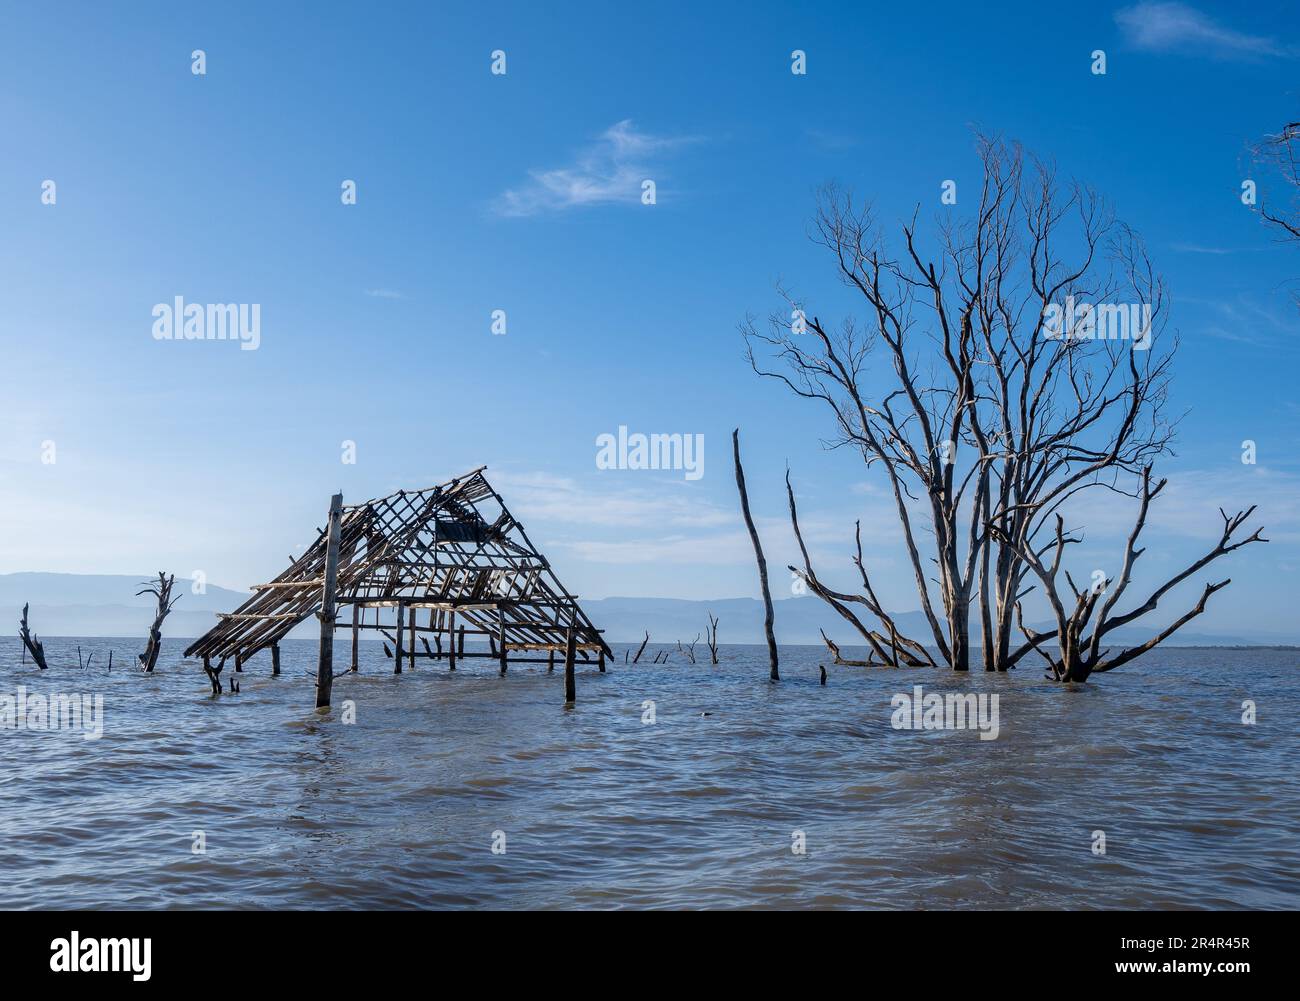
[1, 572, 1293, 647]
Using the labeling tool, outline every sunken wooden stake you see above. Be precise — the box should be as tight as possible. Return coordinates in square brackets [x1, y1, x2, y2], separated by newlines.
[350, 604, 359, 672]
[314, 491, 344, 709]
[497, 610, 508, 675]
[563, 623, 577, 703]
[271, 643, 281, 676]
[394, 602, 404, 675]
[733, 429, 779, 681]
[598, 649, 605, 673]
[448, 612, 457, 671]
[235, 653, 243, 673]
[408, 607, 417, 672]
[548, 648, 555, 673]
[19, 603, 49, 670]
[203, 655, 220, 695]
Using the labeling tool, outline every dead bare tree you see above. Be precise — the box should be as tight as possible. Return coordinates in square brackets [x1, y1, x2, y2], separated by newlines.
[19, 603, 48, 670]
[992, 466, 1266, 681]
[705, 613, 720, 664]
[733, 428, 779, 681]
[631, 630, 651, 664]
[137, 572, 181, 673]
[677, 633, 700, 664]
[1252, 121, 1300, 243]
[745, 135, 1245, 680]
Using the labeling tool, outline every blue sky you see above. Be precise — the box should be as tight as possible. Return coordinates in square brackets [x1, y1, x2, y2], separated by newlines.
[1, 1, 1297, 636]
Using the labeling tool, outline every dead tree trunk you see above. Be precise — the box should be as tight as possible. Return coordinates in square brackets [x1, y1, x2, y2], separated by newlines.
[733, 429, 779, 682]
[19, 603, 48, 670]
[631, 630, 650, 664]
[137, 572, 181, 673]
[706, 614, 720, 664]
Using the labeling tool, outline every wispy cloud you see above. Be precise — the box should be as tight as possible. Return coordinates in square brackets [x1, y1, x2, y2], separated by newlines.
[1170, 242, 1234, 255]
[364, 288, 407, 299]
[493, 120, 695, 217]
[1114, 2, 1290, 59]
[490, 469, 731, 529]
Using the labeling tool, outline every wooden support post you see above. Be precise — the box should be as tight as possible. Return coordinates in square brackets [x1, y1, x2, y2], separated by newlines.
[235, 653, 243, 673]
[271, 644, 280, 677]
[315, 491, 344, 709]
[548, 648, 555, 674]
[563, 624, 577, 703]
[409, 608, 417, 672]
[394, 602, 405, 675]
[448, 612, 457, 671]
[598, 648, 606, 673]
[350, 604, 359, 672]
[458, 624, 465, 656]
[498, 610, 508, 676]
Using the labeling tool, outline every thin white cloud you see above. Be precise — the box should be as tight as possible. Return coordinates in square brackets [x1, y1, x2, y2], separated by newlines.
[1114, 2, 1290, 59]
[490, 469, 731, 529]
[493, 120, 694, 217]
[1170, 242, 1234, 255]
[364, 288, 407, 299]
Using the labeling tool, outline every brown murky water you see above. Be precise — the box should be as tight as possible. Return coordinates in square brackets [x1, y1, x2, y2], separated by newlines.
[1, 638, 1296, 909]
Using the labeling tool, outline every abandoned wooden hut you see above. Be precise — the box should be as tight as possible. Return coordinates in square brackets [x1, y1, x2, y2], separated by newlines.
[183, 467, 610, 706]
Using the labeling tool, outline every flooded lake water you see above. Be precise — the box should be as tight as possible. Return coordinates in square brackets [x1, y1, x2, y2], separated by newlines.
[1, 637, 1296, 909]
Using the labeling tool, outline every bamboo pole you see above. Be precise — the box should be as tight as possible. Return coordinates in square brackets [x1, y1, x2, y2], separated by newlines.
[315, 492, 344, 708]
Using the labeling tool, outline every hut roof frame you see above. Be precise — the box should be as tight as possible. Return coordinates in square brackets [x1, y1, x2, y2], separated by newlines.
[183, 467, 609, 664]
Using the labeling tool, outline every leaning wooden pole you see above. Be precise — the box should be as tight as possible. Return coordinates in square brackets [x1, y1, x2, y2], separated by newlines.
[733, 429, 779, 682]
[563, 622, 577, 703]
[315, 491, 344, 709]
[350, 604, 359, 672]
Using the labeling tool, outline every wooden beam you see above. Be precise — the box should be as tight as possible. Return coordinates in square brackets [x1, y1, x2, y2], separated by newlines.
[498, 610, 507, 676]
[315, 491, 344, 708]
[350, 603, 359, 672]
[563, 623, 576, 703]
[394, 602, 404, 675]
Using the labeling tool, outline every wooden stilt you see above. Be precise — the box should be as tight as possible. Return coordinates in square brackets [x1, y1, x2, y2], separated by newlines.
[563, 624, 576, 703]
[548, 648, 555, 674]
[409, 608, 417, 671]
[235, 653, 243, 673]
[598, 649, 605, 673]
[498, 610, 508, 676]
[448, 612, 457, 671]
[350, 603, 359, 672]
[271, 644, 280, 676]
[394, 602, 404, 675]
[315, 491, 344, 709]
